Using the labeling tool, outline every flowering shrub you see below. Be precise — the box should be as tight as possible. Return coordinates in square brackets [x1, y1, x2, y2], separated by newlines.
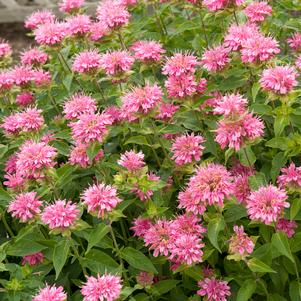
[1, 0, 301, 300]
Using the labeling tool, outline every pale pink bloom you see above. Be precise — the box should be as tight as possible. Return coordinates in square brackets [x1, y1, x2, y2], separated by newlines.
[287, 32, 301, 51]
[156, 103, 179, 120]
[96, 0, 130, 29]
[16, 141, 57, 179]
[3, 173, 25, 190]
[213, 93, 247, 117]
[246, 185, 289, 225]
[34, 22, 67, 46]
[277, 163, 301, 189]
[72, 50, 101, 74]
[1, 115, 20, 135]
[296, 55, 301, 71]
[131, 40, 165, 62]
[33, 285, 67, 301]
[229, 225, 254, 256]
[197, 278, 231, 301]
[8, 192, 42, 222]
[5, 155, 17, 174]
[201, 46, 230, 72]
[240, 35, 280, 63]
[41, 200, 79, 230]
[0, 71, 14, 92]
[81, 274, 122, 301]
[244, 2, 272, 23]
[22, 252, 44, 266]
[0, 40, 12, 58]
[276, 218, 297, 238]
[260, 66, 298, 95]
[21, 48, 48, 66]
[103, 106, 122, 124]
[63, 93, 97, 119]
[82, 183, 122, 218]
[11, 65, 35, 87]
[162, 53, 199, 76]
[165, 74, 198, 99]
[99, 51, 134, 76]
[131, 217, 153, 238]
[178, 187, 207, 215]
[69, 112, 112, 144]
[136, 272, 154, 287]
[89, 22, 109, 41]
[118, 150, 145, 171]
[215, 113, 264, 151]
[32, 70, 52, 87]
[197, 78, 208, 94]
[232, 175, 251, 204]
[59, 0, 85, 13]
[171, 133, 205, 166]
[25, 10, 55, 30]
[66, 14, 91, 36]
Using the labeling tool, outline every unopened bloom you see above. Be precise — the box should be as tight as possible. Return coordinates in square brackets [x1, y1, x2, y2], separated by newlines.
[22, 252, 44, 266]
[59, 0, 85, 13]
[131, 217, 153, 238]
[81, 274, 122, 301]
[136, 272, 154, 287]
[277, 163, 301, 189]
[288, 32, 301, 51]
[41, 200, 79, 230]
[8, 192, 42, 222]
[16, 92, 34, 106]
[131, 40, 165, 62]
[118, 150, 145, 171]
[82, 183, 122, 218]
[260, 66, 298, 95]
[201, 46, 230, 72]
[72, 50, 101, 74]
[197, 278, 231, 301]
[246, 185, 289, 225]
[34, 22, 67, 46]
[276, 218, 297, 238]
[21, 48, 48, 66]
[25, 10, 55, 30]
[229, 225, 254, 256]
[66, 14, 91, 36]
[33, 285, 67, 301]
[244, 1, 272, 23]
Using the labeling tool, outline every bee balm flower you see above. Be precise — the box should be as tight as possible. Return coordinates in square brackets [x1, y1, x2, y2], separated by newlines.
[33, 285, 67, 301]
[197, 278, 231, 301]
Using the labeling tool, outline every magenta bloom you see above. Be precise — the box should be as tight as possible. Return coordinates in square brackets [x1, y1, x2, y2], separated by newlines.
[244, 1, 272, 23]
[163, 53, 199, 76]
[171, 133, 205, 166]
[118, 150, 145, 171]
[82, 183, 122, 218]
[72, 50, 101, 74]
[15, 92, 34, 106]
[96, 0, 130, 29]
[0, 40, 12, 58]
[59, 0, 85, 13]
[33, 285, 67, 301]
[63, 93, 97, 120]
[66, 14, 91, 36]
[276, 218, 297, 238]
[131, 40, 165, 62]
[178, 188, 207, 215]
[34, 22, 67, 46]
[81, 274, 122, 301]
[5, 154, 17, 174]
[201, 46, 230, 72]
[229, 225, 254, 256]
[131, 217, 153, 238]
[165, 74, 198, 99]
[213, 93, 247, 117]
[100, 51, 134, 76]
[277, 163, 301, 189]
[8, 192, 42, 222]
[22, 252, 44, 266]
[3, 173, 25, 190]
[246, 185, 289, 225]
[16, 141, 57, 179]
[41, 200, 79, 230]
[260, 66, 298, 95]
[156, 103, 179, 120]
[0, 71, 14, 92]
[89, 22, 109, 41]
[288, 33, 301, 51]
[21, 48, 48, 66]
[25, 10, 55, 30]
[69, 112, 112, 144]
[197, 278, 231, 301]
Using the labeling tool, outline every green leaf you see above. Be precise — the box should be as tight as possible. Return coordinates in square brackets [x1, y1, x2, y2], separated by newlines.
[271, 153, 287, 182]
[0, 188, 12, 208]
[6, 239, 47, 257]
[289, 280, 301, 301]
[267, 294, 288, 301]
[247, 258, 276, 273]
[207, 216, 225, 253]
[251, 82, 261, 102]
[238, 146, 256, 167]
[291, 232, 301, 253]
[62, 73, 74, 92]
[274, 114, 289, 137]
[125, 136, 149, 146]
[237, 279, 257, 301]
[153, 280, 180, 295]
[121, 247, 157, 274]
[86, 223, 110, 254]
[271, 232, 295, 263]
[224, 204, 247, 222]
[248, 172, 266, 190]
[53, 239, 70, 279]
[290, 199, 301, 221]
[251, 103, 273, 115]
[266, 138, 289, 151]
[87, 142, 102, 163]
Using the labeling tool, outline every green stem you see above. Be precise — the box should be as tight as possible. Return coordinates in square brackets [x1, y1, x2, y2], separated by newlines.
[233, 11, 239, 25]
[200, 14, 209, 48]
[48, 90, 60, 115]
[70, 238, 88, 276]
[1, 211, 14, 237]
[95, 80, 107, 103]
[117, 31, 127, 50]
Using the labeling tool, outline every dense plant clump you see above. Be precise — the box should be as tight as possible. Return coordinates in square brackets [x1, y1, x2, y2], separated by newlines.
[1, 0, 301, 300]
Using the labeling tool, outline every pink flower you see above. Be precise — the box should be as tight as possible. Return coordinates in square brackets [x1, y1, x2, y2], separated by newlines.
[120, 0, 137, 5]
[171, 133, 205, 166]
[213, 93, 247, 117]
[165, 74, 198, 99]
[0, 40, 12, 58]
[1, 115, 20, 135]
[8, 192, 42, 222]
[240, 35, 280, 63]
[11, 65, 35, 87]
[70, 112, 112, 144]
[118, 150, 145, 171]
[277, 163, 301, 189]
[229, 225, 254, 256]
[246, 185, 289, 225]
[21, 48, 48, 66]
[41, 200, 79, 230]
[178, 188, 207, 215]
[103, 106, 122, 124]
[296, 55, 301, 71]
[5, 155, 17, 174]
[33, 285, 67, 301]
[25, 10, 55, 30]
[260, 66, 298, 95]
[34, 22, 67, 46]
[162, 53, 199, 76]
[232, 175, 251, 204]
[99, 51, 134, 76]
[96, 0, 130, 29]
[15, 92, 34, 106]
[204, 0, 244, 11]
[201, 46, 230, 72]
[16, 141, 57, 179]
[156, 103, 179, 120]
[32, 70, 52, 87]
[82, 183, 122, 218]
[276, 218, 297, 238]
[131, 217, 153, 238]
[72, 50, 101, 74]
[89, 22, 109, 41]
[81, 274, 122, 301]
[22, 252, 44, 266]
[136, 272, 154, 287]
[131, 40, 165, 62]
[0, 71, 14, 92]
[63, 93, 97, 119]
[59, 0, 85, 13]
[197, 278, 231, 301]
[66, 14, 91, 36]
[3, 173, 25, 190]
[244, 2, 272, 23]
[288, 32, 301, 51]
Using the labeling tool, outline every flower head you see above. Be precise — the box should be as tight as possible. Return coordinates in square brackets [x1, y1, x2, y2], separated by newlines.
[197, 278, 231, 301]
[0, 40, 12, 58]
[25, 10, 55, 30]
[59, 0, 85, 13]
[213, 93, 247, 117]
[244, 1, 272, 23]
[277, 163, 301, 189]
[72, 50, 101, 74]
[229, 225, 254, 256]
[33, 285, 67, 301]
[131, 217, 153, 238]
[21, 48, 48, 66]
[34, 22, 67, 46]
[288, 33, 301, 52]
[11, 65, 35, 87]
[165, 74, 198, 99]
[89, 22, 109, 41]
[66, 14, 91, 36]
[156, 103, 179, 120]
[22, 252, 44, 266]
[131, 40, 165, 62]
[136, 272, 154, 287]
[276, 218, 297, 238]
[0, 71, 14, 92]
[118, 150, 145, 171]
[15, 92, 34, 106]
[201, 46, 230, 72]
